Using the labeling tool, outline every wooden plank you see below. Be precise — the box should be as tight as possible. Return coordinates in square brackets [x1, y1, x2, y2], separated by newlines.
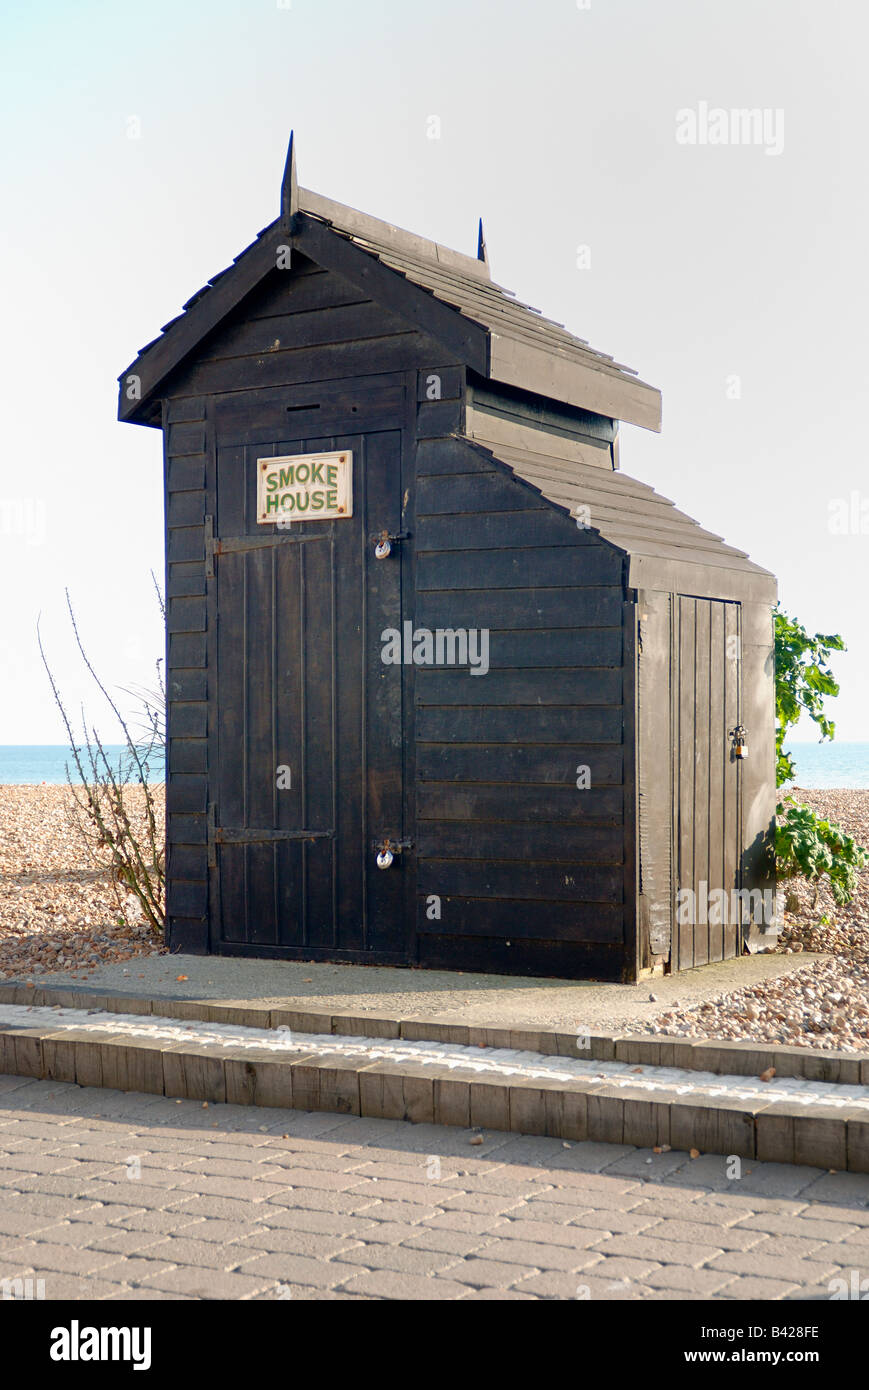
[417, 782, 622, 824]
[417, 546, 622, 590]
[415, 668, 621, 705]
[417, 860, 621, 902]
[170, 702, 207, 738]
[169, 633, 205, 668]
[167, 457, 206, 493]
[168, 491, 206, 529]
[417, 822, 622, 863]
[167, 596, 206, 633]
[172, 332, 440, 399]
[415, 705, 622, 744]
[723, 602, 740, 959]
[169, 738, 207, 774]
[415, 587, 622, 629]
[417, 744, 622, 786]
[416, 509, 593, 552]
[417, 933, 625, 981]
[196, 300, 410, 364]
[167, 424, 206, 457]
[416, 897, 622, 941]
[693, 599, 711, 968]
[677, 597, 696, 971]
[167, 561, 206, 598]
[708, 600, 726, 963]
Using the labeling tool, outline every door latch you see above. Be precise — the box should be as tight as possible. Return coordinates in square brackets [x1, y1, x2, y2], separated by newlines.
[370, 529, 411, 559]
[373, 836, 413, 869]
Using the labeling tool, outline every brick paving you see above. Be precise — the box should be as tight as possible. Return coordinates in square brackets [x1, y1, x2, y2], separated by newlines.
[0, 1072, 867, 1300]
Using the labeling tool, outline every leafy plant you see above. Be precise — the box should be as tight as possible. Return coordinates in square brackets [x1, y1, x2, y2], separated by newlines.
[775, 797, 868, 906]
[774, 606, 845, 788]
[773, 606, 867, 908]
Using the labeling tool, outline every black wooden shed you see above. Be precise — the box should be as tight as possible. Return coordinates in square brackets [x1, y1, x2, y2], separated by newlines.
[119, 137, 778, 983]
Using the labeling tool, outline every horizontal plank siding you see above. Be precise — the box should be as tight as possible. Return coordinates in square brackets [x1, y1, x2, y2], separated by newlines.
[414, 433, 629, 978]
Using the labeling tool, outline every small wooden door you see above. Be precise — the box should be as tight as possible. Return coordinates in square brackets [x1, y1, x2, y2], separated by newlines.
[206, 388, 411, 959]
[673, 595, 742, 969]
[638, 592, 742, 971]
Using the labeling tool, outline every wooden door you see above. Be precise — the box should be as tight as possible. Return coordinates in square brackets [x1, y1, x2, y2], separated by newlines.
[206, 395, 410, 960]
[673, 595, 742, 969]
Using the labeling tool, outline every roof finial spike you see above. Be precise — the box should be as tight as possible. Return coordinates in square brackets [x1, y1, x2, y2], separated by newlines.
[281, 130, 299, 227]
[477, 217, 488, 266]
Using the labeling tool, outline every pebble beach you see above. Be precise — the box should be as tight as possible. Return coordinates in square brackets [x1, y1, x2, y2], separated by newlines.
[0, 783, 867, 1052]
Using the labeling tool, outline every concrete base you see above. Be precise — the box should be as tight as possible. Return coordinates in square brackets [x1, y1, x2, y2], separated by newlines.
[4, 949, 827, 1035]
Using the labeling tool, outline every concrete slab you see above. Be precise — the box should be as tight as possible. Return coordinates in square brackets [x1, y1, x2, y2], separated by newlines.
[7, 951, 826, 1034]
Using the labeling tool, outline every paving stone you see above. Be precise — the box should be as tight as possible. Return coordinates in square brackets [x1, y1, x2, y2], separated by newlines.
[228, 1253, 362, 1288]
[439, 1258, 541, 1288]
[136, 1266, 275, 1298]
[401, 1227, 494, 1257]
[639, 1219, 764, 1251]
[352, 1200, 441, 1224]
[339, 1270, 470, 1299]
[714, 1275, 802, 1300]
[588, 1233, 723, 1266]
[513, 1270, 630, 1300]
[643, 1265, 736, 1294]
[1, 1241, 121, 1276]
[132, 1236, 272, 1269]
[706, 1251, 839, 1283]
[471, 1238, 601, 1272]
[422, 1211, 505, 1236]
[735, 1212, 860, 1242]
[29, 1223, 168, 1257]
[487, 1219, 604, 1250]
[234, 1229, 363, 1259]
[336, 1243, 461, 1276]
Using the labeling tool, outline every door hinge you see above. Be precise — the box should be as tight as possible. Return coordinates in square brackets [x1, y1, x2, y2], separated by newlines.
[207, 802, 218, 868]
[204, 515, 216, 579]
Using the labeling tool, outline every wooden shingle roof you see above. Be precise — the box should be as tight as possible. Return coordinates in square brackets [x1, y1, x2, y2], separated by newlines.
[469, 438, 777, 604]
[118, 140, 662, 431]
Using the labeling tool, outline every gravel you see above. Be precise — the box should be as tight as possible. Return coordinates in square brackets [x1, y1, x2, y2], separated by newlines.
[636, 790, 869, 1053]
[0, 784, 166, 980]
[1, 785, 867, 1054]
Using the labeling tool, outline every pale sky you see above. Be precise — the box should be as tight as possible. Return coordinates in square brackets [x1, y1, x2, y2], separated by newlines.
[1, 0, 866, 743]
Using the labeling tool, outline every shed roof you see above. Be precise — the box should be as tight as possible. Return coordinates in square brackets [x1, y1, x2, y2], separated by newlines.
[471, 437, 778, 604]
[118, 138, 662, 431]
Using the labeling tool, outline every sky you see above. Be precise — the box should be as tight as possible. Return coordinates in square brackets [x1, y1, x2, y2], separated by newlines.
[0, 0, 866, 743]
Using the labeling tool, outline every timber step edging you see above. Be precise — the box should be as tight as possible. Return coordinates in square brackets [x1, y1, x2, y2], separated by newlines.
[0, 981, 866, 1084]
[0, 1018, 867, 1174]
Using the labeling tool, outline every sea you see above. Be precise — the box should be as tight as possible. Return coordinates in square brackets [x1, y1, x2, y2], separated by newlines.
[0, 746, 166, 785]
[0, 741, 866, 788]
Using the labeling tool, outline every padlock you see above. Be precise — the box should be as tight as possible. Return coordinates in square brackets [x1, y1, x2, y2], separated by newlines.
[376, 848, 394, 869]
[374, 538, 392, 560]
[729, 724, 748, 759]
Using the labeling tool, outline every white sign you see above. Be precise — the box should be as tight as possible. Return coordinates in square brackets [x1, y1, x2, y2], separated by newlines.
[257, 450, 353, 524]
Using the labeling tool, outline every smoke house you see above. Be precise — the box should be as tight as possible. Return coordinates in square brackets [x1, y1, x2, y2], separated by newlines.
[118, 135, 777, 981]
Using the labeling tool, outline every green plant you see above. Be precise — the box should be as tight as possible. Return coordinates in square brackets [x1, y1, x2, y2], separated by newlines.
[775, 797, 868, 906]
[774, 606, 845, 788]
[773, 605, 867, 907]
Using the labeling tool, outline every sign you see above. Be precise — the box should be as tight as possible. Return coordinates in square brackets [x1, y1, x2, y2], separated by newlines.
[257, 450, 353, 524]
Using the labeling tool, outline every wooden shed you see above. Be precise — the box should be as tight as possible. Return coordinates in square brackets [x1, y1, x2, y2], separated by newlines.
[118, 137, 778, 983]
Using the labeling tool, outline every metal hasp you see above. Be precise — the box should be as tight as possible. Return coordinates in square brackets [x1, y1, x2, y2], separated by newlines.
[374, 836, 413, 868]
[371, 528, 411, 559]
